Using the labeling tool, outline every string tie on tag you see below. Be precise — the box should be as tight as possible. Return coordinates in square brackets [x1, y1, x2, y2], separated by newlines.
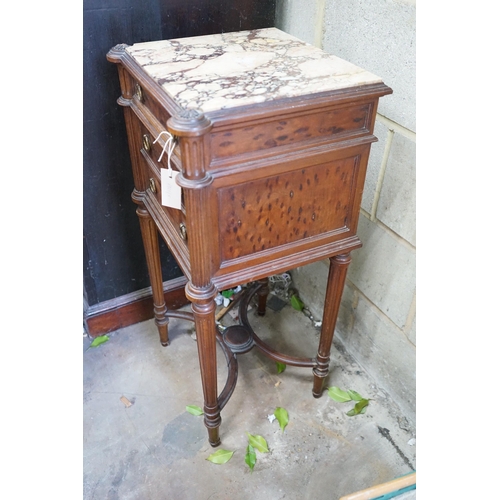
[153, 131, 177, 177]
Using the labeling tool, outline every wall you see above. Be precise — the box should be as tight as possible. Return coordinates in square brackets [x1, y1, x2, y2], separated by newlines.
[276, 0, 416, 422]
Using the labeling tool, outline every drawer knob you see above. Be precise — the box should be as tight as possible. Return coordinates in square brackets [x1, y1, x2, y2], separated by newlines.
[135, 83, 143, 102]
[179, 222, 187, 240]
[142, 134, 151, 152]
[149, 178, 156, 193]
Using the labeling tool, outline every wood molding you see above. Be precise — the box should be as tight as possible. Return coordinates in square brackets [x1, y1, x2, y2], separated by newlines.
[84, 276, 189, 337]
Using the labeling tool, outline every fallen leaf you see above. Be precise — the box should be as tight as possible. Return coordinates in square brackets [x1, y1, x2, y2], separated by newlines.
[290, 294, 304, 311]
[247, 432, 269, 453]
[274, 407, 289, 432]
[347, 390, 364, 401]
[346, 399, 370, 416]
[245, 444, 256, 471]
[89, 335, 109, 348]
[186, 405, 204, 416]
[206, 449, 234, 464]
[328, 386, 352, 403]
[276, 362, 286, 374]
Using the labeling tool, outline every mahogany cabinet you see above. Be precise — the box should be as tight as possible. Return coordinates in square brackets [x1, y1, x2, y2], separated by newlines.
[107, 28, 392, 446]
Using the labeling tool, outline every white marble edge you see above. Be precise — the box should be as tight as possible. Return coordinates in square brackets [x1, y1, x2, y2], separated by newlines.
[126, 27, 383, 114]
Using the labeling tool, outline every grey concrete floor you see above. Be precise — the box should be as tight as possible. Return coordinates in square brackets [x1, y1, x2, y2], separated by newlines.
[83, 292, 416, 499]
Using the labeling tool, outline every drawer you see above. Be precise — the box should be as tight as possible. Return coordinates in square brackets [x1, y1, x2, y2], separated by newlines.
[142, 152, 188, 243]
[141, 124, 180, 173]
[133, 79, 172, 130]
[138, 123, 188, 243]
[209, 100, 374, 166]
[145, 164, 187, 242]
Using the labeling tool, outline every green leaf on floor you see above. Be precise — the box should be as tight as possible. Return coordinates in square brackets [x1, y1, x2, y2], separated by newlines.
[328, 386, 352, 403]
[246, 432, 269, 453]
[206, 449, 234, 464]
[346, 399, 370, 416]
[276, 362, 286, 374]
[290, 294, 304, 311]
[274, 407, 289, 432]
[347, 390, 364, 401]
[186, 405, 204, 416]
[89, 335, 109, 348]
[245, 444, 256, 471]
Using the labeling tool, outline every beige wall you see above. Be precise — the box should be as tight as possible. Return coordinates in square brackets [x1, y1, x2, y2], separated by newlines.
[276, 0, 416, 423]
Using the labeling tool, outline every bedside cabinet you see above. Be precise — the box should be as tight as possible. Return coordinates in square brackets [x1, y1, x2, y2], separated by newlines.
[107, 28, 392, 446]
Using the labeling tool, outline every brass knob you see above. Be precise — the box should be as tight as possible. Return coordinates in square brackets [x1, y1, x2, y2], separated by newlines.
[179, 222, 187, 240]
[135, 83, 143, 102]
[142, 134, 151, 152]
[149, 178, 156, 193]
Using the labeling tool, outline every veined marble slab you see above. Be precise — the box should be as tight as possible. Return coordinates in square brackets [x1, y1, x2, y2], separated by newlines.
[126, 27, 382, 113]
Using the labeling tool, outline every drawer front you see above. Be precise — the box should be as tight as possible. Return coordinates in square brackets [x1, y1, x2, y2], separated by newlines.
[137, 122, 187, 241]
[210, 101, 373, 165]
[144, 161, 186, 232]
[141, 125, 178, 172]
[133, 79, 172, 129]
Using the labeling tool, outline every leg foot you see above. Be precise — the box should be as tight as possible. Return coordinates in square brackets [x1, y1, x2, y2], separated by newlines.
[154, 304, 169, 346]
[312, 353, 329, 397]
[203, 398, 222, 446]
[206, 421, 221, 448]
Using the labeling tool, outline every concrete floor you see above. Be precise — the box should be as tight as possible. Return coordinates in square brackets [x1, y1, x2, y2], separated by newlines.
[83, 291, 416, 499]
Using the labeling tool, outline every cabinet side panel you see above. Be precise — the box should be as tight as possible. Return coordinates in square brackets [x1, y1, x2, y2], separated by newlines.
[218, 156, 359, 261]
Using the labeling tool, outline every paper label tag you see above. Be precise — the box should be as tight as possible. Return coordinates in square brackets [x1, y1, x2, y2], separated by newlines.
[161, 169, 182, 210]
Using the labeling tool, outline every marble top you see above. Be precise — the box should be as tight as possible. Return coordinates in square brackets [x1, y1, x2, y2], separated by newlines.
[126, 28, 382, 114]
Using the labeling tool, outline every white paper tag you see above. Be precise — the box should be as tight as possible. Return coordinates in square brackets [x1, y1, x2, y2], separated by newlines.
[161, 169, 182, 210]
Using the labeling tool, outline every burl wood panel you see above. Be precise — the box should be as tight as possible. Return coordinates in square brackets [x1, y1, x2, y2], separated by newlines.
[210, 103, 371, 161]
[218, 156, 359, 260]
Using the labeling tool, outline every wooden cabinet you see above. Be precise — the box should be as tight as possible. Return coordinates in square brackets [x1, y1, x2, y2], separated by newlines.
[108, 28, 392, 446]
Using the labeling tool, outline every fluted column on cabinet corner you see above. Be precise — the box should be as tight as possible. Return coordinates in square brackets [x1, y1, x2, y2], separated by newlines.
[167, 108, 213, 183]
[168, 108, 214, 287]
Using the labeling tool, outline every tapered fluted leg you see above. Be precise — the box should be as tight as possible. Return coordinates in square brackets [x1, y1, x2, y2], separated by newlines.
[186, 282, 221, 446]
[257, 277, 270, 316]
[312, 253, 352, 397]
[136, 206, 169, 346]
